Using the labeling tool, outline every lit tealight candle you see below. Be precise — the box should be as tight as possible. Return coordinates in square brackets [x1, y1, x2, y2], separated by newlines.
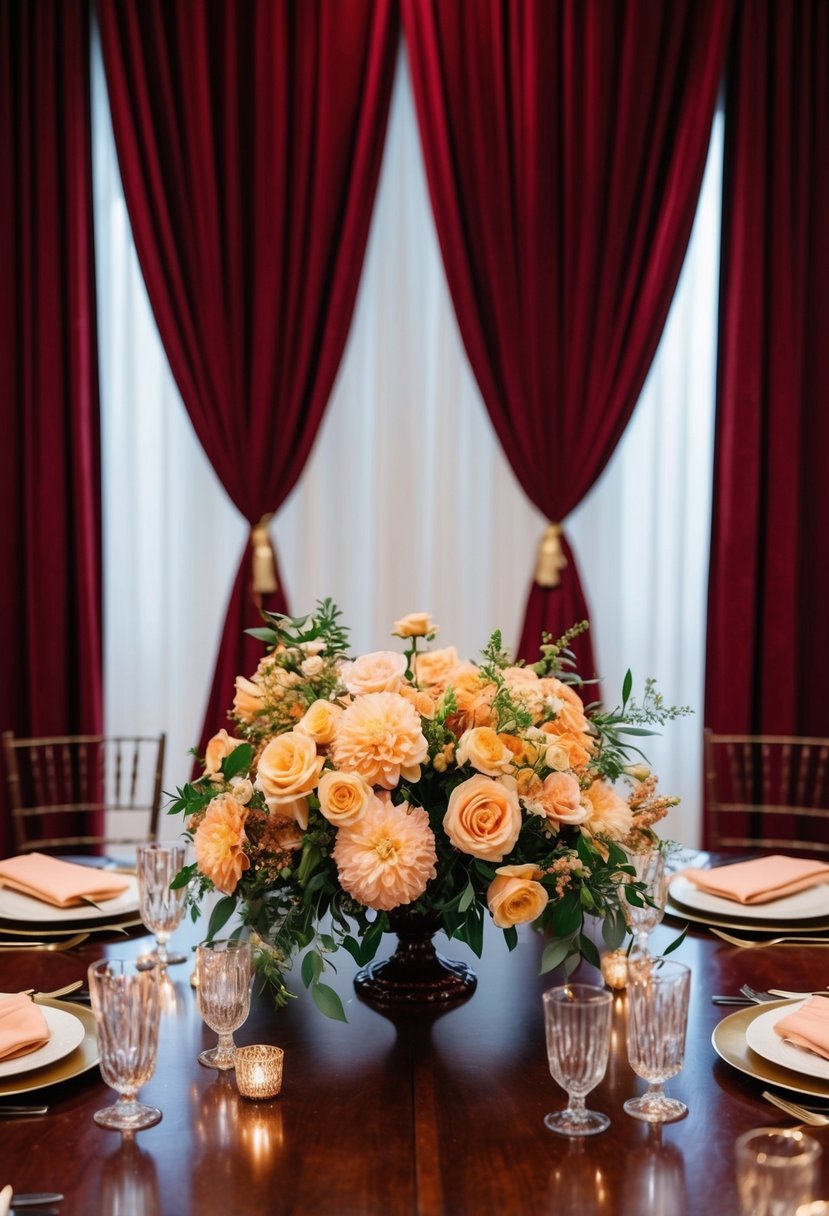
[234, 1045, 284, 1100]
[600, 948, 628, 991]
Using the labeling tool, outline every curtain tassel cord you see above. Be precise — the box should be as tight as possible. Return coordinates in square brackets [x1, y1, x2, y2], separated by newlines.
[533, 523, 567, 588]
[251, 515, 278, 595]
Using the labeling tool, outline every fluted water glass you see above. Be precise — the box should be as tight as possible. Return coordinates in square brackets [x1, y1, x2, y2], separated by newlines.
[136, 843, 188, 967]
[543, 983, 613, 1136]
[88, 958, 161, 1131]
[625, 958, 691, 1123]
[621, 848, 668, 957]
[196, 939, 252, 1070]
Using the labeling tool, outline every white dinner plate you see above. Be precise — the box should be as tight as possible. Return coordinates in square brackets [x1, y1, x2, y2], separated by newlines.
[0, 874, 139, 923]
[669, 873, 829, 922]
[0, 1001, 86, 1079]
[745, 1000, 829, 1081]
[0, 998, 98, 1097]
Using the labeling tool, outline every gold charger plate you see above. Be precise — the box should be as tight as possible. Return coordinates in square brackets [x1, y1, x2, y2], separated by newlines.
[0, 997, 98, 1097]
[0, 915, 145, 938]
[712, 999, 829, 1099]
[665, 895, 829, 934]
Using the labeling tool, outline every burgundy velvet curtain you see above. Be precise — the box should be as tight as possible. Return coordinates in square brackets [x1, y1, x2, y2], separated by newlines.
[402, 0, 732, 678]
[0, 0, 103, 856]
[705, 1, 829, 750]
[97, 0, 399, 755]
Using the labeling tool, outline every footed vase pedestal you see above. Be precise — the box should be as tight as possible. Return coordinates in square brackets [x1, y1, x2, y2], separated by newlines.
[353, 909, 477, 1012]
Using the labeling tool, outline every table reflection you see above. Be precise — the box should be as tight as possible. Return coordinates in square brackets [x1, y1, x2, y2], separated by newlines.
[97, 1133, 161, 1216]
[189, 1072, 286, 1202]
[619, 1125, 688, 1216]
[545, 1140, 612, 1215]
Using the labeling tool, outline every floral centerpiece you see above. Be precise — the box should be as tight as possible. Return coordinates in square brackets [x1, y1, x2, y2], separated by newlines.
[172, 600, 686, 1021]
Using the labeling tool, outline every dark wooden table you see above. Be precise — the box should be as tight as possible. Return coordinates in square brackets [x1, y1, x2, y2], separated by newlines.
[2, 907, 828, 1216]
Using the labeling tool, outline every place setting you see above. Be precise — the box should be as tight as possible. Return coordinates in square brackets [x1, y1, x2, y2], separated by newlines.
[0, 853, 144, 942]
[666, 853, 829, 935]
[713, 989, 829, 1102]
[0, 985, 98, 1102]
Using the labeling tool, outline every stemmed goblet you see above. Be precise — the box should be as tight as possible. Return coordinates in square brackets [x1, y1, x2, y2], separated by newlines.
[136, 843, 188, 968]
[621, 847, 668, 957]
[624, 957, 691, 1123]
[88, 958, 162, 1131]
[543, 983, 613, 1136]
[196, 939, 252, 1070]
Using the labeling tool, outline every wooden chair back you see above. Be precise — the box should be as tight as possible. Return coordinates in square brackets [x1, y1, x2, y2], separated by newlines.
[703, 729, 829, 857]
[2, 731, 165, 855]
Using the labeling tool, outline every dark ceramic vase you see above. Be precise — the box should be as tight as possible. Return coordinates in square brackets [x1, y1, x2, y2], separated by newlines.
[353, 906, 477, 1011]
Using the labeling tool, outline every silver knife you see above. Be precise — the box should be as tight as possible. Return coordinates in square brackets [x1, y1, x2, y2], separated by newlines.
[6, 1196, 64, 1207]
[0, 1105, 49, 1116]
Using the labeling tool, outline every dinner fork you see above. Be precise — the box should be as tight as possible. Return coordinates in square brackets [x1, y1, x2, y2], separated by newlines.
[0, 931, 89, 952]
[762, 1090, 829, 1127]
[740, 985, 829, 1003]
[709, 927, 829, 948]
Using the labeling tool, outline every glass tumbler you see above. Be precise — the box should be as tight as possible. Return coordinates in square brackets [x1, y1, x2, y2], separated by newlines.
[736, 1128, 822, 1216]
[196, 939, 252, 1070]
[88, 958, 162, 1131]
[624, 957, 691, 1123]
[543, 983, 613, 1136]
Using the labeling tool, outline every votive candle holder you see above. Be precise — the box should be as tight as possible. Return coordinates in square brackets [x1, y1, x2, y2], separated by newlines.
[600, 948, 628, 991]
[234, 1045, 284, 1100]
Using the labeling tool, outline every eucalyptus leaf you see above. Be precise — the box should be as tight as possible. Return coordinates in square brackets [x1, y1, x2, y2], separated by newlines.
[311, 981, 347, 1022]
[206, 895, 237, 940]
[301, 950, 323, 989]
[541, 937, 571, 974]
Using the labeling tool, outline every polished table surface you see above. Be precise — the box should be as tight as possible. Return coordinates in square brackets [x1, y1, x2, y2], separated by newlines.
[2, 905, 829, 1216]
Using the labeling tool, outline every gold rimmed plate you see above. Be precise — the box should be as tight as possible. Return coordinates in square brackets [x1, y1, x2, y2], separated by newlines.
[665, 895, 829, 935]
[712, 999, 829, 1099]
[0, 998, 98, 1098]
[0, 915, 144, 938]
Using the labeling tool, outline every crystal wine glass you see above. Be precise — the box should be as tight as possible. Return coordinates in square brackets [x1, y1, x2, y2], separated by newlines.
[543, 983, 613, 1136]
[136, 843, 188, 968]
[195, 939, 252, 1070]
[88, 958, 161, 1131]
[624, 957, 691, 1123]
[621, 847, 668, 957]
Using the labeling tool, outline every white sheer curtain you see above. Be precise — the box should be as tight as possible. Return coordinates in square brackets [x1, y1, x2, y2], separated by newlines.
[92, 35, 722, 846]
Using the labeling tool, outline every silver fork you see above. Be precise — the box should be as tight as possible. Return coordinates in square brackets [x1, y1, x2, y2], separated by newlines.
[762, 1090, 829, 1127]
[740, 984, 829, 1002]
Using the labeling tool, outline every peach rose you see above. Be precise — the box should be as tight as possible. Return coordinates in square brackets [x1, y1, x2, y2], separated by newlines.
[581, 780, 634, 841]
[233, 675, 265, 723]
[443, 774, 522, 862]
[317, 770, 373, 827]
[393, 612, 436, 638]
[397, 684, 437, 720]
[255, 731, 325, 812]
[412, 645, 461, 693]
[342, 650, 408, 696]
[296, 699, 343, 745]
[448, 667, 497, 731]
[203, 729, 244, 779]
[456, 726, 514, 777]
[523, 771, 587, 826]
[540, 725, 593, 770]
[194, 794, 250, 895]
[487, 864, 549, 928]
[544, 741, 571, 771]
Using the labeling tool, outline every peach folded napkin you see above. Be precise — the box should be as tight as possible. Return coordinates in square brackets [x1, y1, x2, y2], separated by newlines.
[0, 852, 130, 908]
[0, 992, 49, 1062]
[774, 994, 829, 1061]
[0, 1184, 11, 1216]
[681, 855, 829, 905]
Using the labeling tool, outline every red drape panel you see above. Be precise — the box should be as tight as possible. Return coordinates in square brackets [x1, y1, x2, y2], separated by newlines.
[0, 0, 103, 855]
[705, 1, 829, 752]
[402, 0, 732, 678]
[97, 0, 399, 756]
